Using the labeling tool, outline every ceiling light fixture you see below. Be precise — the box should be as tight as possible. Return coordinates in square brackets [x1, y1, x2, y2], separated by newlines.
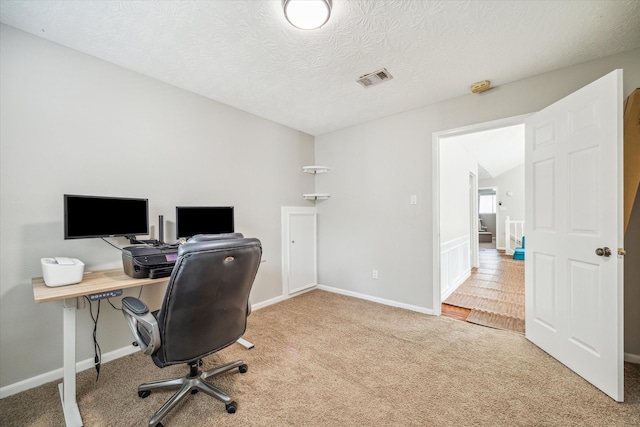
[283, 0, 332, 30]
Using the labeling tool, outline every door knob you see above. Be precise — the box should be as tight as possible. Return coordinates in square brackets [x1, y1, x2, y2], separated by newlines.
[595, 247, 612, 257]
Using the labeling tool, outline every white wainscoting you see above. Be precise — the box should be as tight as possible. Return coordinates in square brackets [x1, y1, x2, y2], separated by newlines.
[440, 235, 471, 300]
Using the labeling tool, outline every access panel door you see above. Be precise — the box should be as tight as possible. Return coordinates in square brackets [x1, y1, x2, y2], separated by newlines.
[282, 207, 317, 295]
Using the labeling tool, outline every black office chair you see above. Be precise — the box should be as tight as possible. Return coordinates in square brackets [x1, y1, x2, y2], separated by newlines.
[122, 236, 262, 427]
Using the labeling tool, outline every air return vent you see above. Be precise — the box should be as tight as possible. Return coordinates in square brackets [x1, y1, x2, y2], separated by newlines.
[356, 68, 393, 88]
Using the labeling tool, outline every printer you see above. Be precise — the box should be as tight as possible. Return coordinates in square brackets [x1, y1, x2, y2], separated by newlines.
[121, 245, 179, 279]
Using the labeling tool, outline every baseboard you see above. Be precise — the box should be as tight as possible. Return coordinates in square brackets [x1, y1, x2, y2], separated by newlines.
[250, 294, 286, 311]
[317, 284, 434, 315]
[251, 286, 317, 311]
[0, 344, 139, 399]
[625, 352, 640, 364]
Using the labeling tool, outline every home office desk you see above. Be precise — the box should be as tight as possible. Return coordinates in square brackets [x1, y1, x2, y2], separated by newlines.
[32, 268, 255, 427]
[33, 269, 167, 427]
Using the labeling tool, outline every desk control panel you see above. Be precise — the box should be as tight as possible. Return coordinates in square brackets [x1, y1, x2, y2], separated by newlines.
[88, 289, 123, 301]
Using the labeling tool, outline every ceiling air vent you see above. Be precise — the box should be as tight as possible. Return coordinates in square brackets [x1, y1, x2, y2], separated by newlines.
[356, 68, 393, 89]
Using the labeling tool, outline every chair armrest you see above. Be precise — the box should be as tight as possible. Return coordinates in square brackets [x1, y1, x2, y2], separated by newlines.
[122, 296, 160, 356]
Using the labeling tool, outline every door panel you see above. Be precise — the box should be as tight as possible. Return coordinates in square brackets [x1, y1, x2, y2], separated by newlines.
[281, 207, 317, 296]
[289, 213, 316, 294]
[525, 69, 624, 402]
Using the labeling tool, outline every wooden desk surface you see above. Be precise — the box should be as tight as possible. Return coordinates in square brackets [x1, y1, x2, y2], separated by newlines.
[33, 268, 167, 303]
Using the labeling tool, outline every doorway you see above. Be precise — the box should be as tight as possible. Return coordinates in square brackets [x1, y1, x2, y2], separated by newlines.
[434, 71, 626, 402]
[432, 115, 528, 326]
[478, 187, 498, 249]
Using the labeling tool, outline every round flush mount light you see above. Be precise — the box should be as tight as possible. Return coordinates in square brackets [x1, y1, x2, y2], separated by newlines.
[283, 0, 332, 30]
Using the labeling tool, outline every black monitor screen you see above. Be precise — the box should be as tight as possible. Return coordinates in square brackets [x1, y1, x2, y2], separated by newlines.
[64, 194, 149, 239]
[176, 206, 234, 239]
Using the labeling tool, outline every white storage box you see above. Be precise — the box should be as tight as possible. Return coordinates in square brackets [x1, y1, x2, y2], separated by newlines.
[41, 257, 85, 287]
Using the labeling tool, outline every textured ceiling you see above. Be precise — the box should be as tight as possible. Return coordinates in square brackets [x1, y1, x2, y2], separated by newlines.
[1, 1, 639, 136]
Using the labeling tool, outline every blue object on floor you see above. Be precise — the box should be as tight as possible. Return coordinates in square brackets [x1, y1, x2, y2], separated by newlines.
[513, 236, 525, 260]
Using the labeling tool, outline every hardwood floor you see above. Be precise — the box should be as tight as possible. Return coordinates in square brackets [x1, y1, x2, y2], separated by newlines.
[441, 241, 525, 333]
[441, 303, 471, 322]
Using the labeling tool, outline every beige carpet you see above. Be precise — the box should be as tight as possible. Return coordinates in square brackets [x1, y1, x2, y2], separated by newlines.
[1, 290, 639, 426]
[444, 248, 526, 333]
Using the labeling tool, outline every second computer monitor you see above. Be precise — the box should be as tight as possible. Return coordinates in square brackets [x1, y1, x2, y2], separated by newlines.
[175, 206, 234, 240]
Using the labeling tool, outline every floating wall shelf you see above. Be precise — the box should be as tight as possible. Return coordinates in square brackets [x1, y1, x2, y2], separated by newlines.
[303, 166, 330, 201]
[302, 166, 330, 174]
[303, 193, 330, 201]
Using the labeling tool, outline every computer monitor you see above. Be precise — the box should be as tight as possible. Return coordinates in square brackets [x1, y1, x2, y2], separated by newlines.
[175, 206, 234, 239]
[64, 194, 149, 239]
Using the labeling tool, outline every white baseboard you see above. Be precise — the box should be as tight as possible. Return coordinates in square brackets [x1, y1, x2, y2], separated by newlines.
[317, 284, 434, 315]
[250, 286, 317, 311]
[0, 345, 140, 399]
[625, 352, 640, 364]
[250, 294, 286, 311]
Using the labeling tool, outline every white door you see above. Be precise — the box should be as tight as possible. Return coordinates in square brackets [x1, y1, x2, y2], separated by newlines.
[525, 70, 624, 401]
[282, 207, 317, 295]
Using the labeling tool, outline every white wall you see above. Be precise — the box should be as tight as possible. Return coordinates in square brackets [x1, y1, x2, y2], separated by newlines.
[315, 48, 640, 351]
[0, 25, 315, 389]
[439, 139, 478, 243]
[438, 139, 478, 297]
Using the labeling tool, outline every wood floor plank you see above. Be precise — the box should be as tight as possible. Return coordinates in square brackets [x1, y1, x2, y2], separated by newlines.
[441, 303, 471, 321]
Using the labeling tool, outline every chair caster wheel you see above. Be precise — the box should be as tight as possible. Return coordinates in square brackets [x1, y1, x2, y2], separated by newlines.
[239, 364, 248, 374]
[190, 389, 198, 394]
[226, 401, 237, 413]
[155, 423, 163, 427]
[138, 390, 151, 398]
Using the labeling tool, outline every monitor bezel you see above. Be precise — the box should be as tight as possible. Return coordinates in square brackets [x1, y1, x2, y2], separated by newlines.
[175, 206, 235, 239]
[64, 194, 149, 240]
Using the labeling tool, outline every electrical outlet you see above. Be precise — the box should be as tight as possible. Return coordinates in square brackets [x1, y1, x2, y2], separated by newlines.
[410, 195, 417, 205]
[372, 269, 378, 279]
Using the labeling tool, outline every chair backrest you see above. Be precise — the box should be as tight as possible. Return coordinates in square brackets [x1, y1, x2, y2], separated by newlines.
[187, 232, 245, 242]
[152, 237, 262, 367]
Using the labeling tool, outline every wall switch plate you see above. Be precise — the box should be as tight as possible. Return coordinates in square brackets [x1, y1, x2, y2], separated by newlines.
[410, 195, 417, 205]
[372, 269, 378, 279]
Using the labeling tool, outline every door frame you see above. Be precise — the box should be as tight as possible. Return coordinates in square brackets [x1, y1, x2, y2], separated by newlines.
[281, 206, 318, 297]
[432, 113, 531, 314]
[469, 172, 479, 269]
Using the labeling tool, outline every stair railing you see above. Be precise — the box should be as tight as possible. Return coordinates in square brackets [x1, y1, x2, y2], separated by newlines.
[505, 216, 525, 255]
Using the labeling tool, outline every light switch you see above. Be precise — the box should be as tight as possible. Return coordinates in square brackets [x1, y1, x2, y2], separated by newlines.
[410, 195, 417, 205]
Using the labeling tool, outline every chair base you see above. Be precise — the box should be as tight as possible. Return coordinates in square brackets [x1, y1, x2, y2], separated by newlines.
[139, 359, 247, 427]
